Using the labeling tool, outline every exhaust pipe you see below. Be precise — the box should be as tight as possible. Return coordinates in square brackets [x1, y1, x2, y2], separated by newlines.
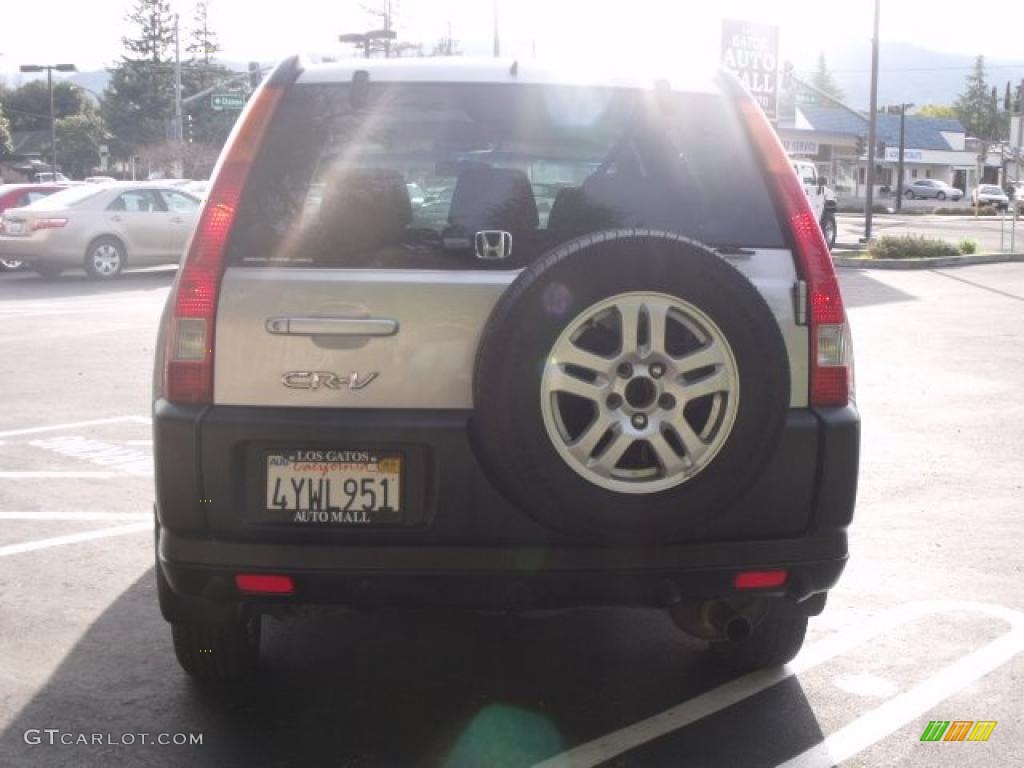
[669, 598, 758, 642]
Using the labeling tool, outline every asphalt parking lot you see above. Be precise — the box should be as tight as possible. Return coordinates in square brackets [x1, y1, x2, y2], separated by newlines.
[0, 263, 1022, 767]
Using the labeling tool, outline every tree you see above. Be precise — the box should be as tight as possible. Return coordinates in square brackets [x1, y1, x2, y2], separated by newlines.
[917, 104, 957, 119]
[103, 0, 177, 152]
[186, 0, 220, 65]
[182, 2, 239, 151]
[52, 112, 112, 178]
[954, 56, 1001, 141]
[809, 52, 845, 106]
[0, 104, 12, 157]
[0, 81, 90, 132]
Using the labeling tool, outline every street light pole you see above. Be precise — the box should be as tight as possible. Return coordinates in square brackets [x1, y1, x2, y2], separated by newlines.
[863, 0, 880, 242]
[19, 63, 77, 177]
[894, 103, 913, 211]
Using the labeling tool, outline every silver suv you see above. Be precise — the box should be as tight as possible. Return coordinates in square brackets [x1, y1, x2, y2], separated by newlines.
[153, 57, 859, 681]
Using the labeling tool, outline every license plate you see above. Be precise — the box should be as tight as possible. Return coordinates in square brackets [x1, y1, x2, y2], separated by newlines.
[5, 221, 24, 234]
[265, 450, 402, 525]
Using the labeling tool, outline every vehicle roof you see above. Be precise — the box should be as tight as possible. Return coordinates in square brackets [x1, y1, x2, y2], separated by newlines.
[296, 56, 720, 94]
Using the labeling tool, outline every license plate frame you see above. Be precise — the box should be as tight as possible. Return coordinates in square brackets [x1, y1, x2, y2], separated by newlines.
[263, 448, 405, 526]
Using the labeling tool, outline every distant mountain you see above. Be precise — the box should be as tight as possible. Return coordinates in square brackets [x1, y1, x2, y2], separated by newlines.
[791, 42, 1024, 111]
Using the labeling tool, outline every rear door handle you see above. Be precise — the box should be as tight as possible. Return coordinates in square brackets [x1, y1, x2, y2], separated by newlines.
[265, 316, 399, 337]
[170, 216, 184, 224]
[110, 215, 123, 222]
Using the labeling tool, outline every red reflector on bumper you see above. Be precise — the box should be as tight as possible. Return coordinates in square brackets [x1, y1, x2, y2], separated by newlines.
[735, 569, 788, 589]
[235, 573, 294, 595]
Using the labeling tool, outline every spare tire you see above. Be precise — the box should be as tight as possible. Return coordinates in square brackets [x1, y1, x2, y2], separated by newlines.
[472, 229, 790, 541]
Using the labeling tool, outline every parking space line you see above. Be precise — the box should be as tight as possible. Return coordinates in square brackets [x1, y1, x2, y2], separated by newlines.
[0, 416, 150, 439]
[779, 616, 1024, 768]
[0, 522, 150, 558]
[532, 601, 1024, 768]
[0, 512, 150, 521]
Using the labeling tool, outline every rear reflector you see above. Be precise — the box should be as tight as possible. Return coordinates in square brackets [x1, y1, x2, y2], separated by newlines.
[235, 573, 294, 595]
[735, 90, 853, 407]
[163, 67, 291, 405]
[735, 569, 788, 590]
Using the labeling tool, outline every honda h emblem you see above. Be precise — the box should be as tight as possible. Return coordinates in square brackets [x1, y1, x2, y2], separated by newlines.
[475, 230, 512, 261]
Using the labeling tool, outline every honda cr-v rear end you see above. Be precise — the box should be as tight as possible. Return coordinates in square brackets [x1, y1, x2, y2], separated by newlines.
[153, 57, 859, 681]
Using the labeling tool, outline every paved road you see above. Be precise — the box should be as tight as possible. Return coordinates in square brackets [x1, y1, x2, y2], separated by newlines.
[837, 212, 1024, 253]
[0, 265, 1022, 767]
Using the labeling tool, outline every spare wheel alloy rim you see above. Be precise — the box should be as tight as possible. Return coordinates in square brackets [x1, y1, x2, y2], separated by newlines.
[539, 291, 740, 494]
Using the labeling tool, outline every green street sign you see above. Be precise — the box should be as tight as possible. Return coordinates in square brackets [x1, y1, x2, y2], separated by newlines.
[211, 93, 246, 111]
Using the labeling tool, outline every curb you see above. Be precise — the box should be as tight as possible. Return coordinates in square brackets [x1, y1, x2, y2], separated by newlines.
[833, 253, 1024, 270]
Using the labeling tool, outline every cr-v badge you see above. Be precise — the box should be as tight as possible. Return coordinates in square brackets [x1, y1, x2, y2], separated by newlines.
[281, 371, 378, 391]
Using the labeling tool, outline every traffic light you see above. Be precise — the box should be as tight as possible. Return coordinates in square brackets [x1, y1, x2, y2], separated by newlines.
[876, 140, 886, 159]
[185, 114, 194, 143]
[248, 61, 262, 90]
[855, 135, 865, 157]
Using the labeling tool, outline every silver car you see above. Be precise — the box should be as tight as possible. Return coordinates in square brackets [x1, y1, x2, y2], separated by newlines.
[904, 179, 963, 201]
[0, 182, 200, 279]
[972, 184, 1009, 209]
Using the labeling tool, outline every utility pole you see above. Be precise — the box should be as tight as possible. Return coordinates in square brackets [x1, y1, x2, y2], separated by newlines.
[18, 63, 77, 176]
[862, 0, 880, 242]
[493, 0, 501, 57]
[174, 13, 183, 143]
[894, 103, 913, 211]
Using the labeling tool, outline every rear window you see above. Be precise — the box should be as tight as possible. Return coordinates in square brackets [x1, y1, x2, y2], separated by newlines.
[228, 82, 784, 270]
[29, 185, 105, 210]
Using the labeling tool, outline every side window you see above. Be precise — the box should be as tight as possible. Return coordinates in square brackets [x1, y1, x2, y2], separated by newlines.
[109, 190, 167, 212]
[161, 190, 200, 213]
[20, 191, 51, 206]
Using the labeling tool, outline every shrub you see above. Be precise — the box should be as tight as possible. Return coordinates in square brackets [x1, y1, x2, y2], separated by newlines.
[837, 203, 891, 215]
[868, 236, 960, 260]
[934, 205, 996, 216]
[959, 239, 977, 254]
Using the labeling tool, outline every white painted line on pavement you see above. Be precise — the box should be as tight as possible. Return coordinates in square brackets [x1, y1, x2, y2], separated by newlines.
[777, 603, 1024, 768]
[0, 471, 152, 478]
[533, 601, 1024, 768]
[0, 416, 150, 439]
[0, 512, 150, 521]
[0, 522, 150, 558]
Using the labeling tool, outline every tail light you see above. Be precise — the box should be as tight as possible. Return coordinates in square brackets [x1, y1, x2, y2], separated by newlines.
[163, 60, 295, 404]
[735, 92, 854, 407]
[31, 217, 68, 230]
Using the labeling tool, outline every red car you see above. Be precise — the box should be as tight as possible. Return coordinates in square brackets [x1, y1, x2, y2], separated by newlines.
[0, 184, 68, 270]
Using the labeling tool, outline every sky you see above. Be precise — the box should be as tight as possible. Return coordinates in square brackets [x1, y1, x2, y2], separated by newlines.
[1, 0, 1022, 78]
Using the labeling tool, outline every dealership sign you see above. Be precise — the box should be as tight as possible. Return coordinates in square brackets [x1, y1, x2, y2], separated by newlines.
[783, 139, 818, 155]
[721, 19, 779, 120]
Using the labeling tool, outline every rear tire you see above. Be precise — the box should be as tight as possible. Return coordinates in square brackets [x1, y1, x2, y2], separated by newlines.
[708, 599, 807, 673]
[936, 191, 946, 201]
[84, 237, 125, 280]
[171, 615, 261, 682]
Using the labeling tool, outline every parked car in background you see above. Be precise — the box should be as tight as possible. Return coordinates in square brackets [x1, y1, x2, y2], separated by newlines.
[0, 184, 69, 270]
[904, 179, 962, 201]
[32, 171, 72, 183]
[972, 184, 1009, 209]
[0, 182, 201, 279]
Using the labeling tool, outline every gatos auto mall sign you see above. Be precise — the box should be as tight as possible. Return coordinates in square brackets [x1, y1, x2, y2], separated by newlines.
[721, 19, 780, 120]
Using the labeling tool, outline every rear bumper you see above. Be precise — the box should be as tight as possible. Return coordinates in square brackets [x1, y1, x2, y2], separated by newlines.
[153, 401, 859, 617]
[157, 526, 847, 616]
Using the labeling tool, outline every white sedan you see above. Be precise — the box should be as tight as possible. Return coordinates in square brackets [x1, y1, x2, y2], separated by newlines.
[0, 182, 201, 279]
